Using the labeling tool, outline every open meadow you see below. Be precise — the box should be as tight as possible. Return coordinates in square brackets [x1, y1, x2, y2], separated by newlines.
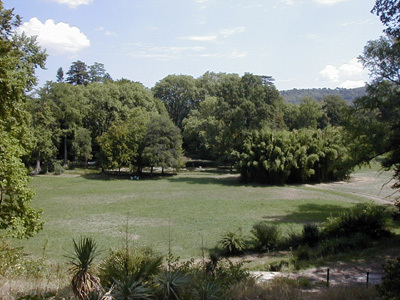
[10, 163, 397, 262]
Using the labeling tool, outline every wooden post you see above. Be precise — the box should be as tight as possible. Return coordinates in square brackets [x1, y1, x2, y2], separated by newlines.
[326, 268, 330, 287]
[366, 272, 370, 288]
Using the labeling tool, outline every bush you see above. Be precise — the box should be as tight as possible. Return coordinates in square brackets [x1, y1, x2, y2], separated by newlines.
[98, 246, 163, 289]
[294, 245, 311, 261]
[219, 230, 246, 256]
[322, 203, 391, 240]
[377, 257, 400, 300]
[53, 161, 64, 175]
[301, 223, 320, 247]
[251, 222, 280, 251]
[317, 233, 372, 256]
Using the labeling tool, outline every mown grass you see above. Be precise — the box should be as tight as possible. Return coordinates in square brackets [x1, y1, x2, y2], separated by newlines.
[9, 165, 395, 262]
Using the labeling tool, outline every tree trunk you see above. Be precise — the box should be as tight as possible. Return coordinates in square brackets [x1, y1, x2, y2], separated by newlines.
[63, 134, 67, 167]
[35, 159, 41, 174]
[150, 166, 153, 176]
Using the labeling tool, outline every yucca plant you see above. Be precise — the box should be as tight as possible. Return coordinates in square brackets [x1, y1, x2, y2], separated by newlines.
[219, 230, 246, 256]
[155, 270, 190, 300]
[112, 275, 152, 300]
[192, 280, 221, 300]
[67, 237, 102, 300]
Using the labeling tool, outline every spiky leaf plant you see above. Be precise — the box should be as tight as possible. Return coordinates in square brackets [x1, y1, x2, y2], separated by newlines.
[112, 275, 152, 300]
[219, 230, 246, 256]
[67, 237, 102, 300]
[192, 280, 221, 300]
[155, 270, 190, 300]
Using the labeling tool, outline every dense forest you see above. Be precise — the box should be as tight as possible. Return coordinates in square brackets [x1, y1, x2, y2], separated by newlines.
[280, 87, 366, 104]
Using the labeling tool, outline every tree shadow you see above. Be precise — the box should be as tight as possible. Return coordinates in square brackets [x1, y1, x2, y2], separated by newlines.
[167, 174, 241, 186]
[80, 171, 176, 181]
[264, 203, 350, 224]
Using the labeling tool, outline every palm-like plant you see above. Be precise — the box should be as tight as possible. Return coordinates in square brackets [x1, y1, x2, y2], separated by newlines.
[112, 275, 152, 300]
[155, 270, 190, 300]
[192, 280, 221, 300]
[67, 237, 102, 300]
[219, 230, 246, 256]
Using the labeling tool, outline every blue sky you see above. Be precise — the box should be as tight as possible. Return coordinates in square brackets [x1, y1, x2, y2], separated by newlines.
[7, 0, 384, 90]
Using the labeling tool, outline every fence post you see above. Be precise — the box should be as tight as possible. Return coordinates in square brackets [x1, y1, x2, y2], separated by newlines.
[366, 271, 370, 288]
[326, 268, 330, 287]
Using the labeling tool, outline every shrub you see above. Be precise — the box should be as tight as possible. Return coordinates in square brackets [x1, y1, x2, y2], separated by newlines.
[219, 230, 246, 256]
[301, 223, 320, 247]
[251, 222, 280, 251]
[294, 245, 311, 261]
[376, 257, 400, 300]
[317, 233, 372, 256]
[322, 203, 391, 240]
[53, 161, 64, 175]
[98, 246, 162, 289]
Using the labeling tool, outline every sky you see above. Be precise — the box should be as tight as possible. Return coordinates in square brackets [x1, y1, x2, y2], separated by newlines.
[6, 0, 385, 90]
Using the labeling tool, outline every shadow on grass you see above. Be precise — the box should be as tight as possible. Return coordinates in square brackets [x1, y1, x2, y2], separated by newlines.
[265, 203, 349, 224]
[79, 171, 177, 181]
[167, 173, 241, 186]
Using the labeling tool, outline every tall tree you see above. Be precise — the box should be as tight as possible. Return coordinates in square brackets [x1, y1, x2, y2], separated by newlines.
[152, 75, 200, 129]
[0, 1, 45, 238]
[142, 115, 183, 175]
[372, 0, 400, 37]
[89, 62, 107, 83]
[66, 60, 90, 85]
[348, 1, 400, 199]
[56, 67, 64, 82]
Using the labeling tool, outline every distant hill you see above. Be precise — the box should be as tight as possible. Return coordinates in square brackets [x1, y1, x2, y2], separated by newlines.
[280, 87, 366, 104]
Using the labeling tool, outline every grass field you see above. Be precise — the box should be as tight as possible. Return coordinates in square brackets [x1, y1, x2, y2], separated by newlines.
[9, 164, 397, 262]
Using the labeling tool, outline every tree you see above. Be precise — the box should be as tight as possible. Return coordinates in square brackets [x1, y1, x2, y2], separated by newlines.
[352, 6, 400, 196]
[142, 115, 183, 175]
[321, 95, 348, 127]
[56, 67, 64, 82]
[296, 97, 325, 129]
[89, 62, 107, 83]
[72, 127, 92, 165]
[152, 75, 200, 129]
[372, 0, 400, 38]
[0, 1, 46, 238]
[28, 96, 60, 173]
[97, 108, 149, 172]
[66, 60, 90, 85]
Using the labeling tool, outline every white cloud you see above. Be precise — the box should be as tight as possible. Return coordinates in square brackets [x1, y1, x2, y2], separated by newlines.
[340, 80, 365, 88]
[127, 43, 206, 60]
[96, 26, 118, 37]
[338, 57, 364, 76]
[18, 18, 90, 55]
[180, 35, 218, 42]
[313, 0, 348, 4]
[48, 0, 93, 8]
[319, 58, 368, 87]
[219, 27, 245, 38]
[319, 65, 340, 82]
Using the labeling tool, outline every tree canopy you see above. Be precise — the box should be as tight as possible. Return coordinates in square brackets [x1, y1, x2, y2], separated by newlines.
[0, 1, 45, 238]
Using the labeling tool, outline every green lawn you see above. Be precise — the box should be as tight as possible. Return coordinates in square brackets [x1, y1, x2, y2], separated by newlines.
[10, 165, 395, 262]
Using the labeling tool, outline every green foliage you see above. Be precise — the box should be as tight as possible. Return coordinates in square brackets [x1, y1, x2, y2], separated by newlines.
[152, 74, 200, 129]
[377, 257, 400, 300]
[238, 126, 352, 184]
[0, 1, 45, 238]
[97, 109, 150, 171]
[322, 203, 391, 240]
[98, 246, 163, 289]
[192, 280, 221, 300]
[72, 127, 93, 164]
[183, 72, 283, 163]
[112, 276, 152, 300]
[142, 115, 183, 173]
[219, 230, 246, 256]
[250, 222, 280, 251]
[155, 270, 190, 300]
[301, 223, 320, 247]
[316, 233, 372, 256]
[67, 237, 102, 300]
